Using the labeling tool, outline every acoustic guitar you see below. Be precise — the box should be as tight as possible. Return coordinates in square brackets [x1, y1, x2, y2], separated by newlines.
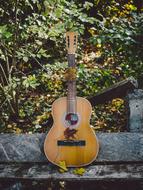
[44, 31, 99, 167]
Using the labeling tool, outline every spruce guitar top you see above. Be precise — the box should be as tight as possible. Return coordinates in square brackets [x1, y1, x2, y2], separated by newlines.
[44, 32, 99, 167]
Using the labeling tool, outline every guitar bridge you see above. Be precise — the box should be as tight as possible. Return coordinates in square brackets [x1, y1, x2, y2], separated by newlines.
[57, 140, 86, 146]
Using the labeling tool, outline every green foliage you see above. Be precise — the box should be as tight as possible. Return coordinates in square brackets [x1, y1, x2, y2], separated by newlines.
[89, 12, 143, 79]
[0, 0, 142, 133]
[23, 75, 40, 89]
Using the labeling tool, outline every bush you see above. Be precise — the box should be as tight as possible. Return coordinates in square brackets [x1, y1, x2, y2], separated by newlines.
[0, 0, 142, 133]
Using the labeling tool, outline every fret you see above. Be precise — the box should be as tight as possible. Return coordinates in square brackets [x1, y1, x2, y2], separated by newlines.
[67, 80, 76, 113]
[67, 54, 75, 67]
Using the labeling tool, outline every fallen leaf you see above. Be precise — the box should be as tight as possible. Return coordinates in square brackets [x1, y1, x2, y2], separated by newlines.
[58, 161, 68, 172]
[73, 168, 85, 175]
[59, 168, 66, 173]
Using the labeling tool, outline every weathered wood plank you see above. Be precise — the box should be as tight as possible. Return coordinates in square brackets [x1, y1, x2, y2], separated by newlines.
[52, 163, 143, 181]
[0, 163, 143, 181]
[62, 180, 143, 190]
[88, 77, 138, 106]
[1, 163, 143, 190]
[127, 89, 143, 132]
[0, 180, 142, 190]
[0, 133, 143, 162]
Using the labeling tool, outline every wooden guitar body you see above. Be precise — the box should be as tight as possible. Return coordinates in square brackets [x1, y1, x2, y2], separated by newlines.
[44, 97, 99, 167]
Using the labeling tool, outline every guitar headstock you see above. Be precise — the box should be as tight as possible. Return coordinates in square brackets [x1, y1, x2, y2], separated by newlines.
[66, 31, 78, 54]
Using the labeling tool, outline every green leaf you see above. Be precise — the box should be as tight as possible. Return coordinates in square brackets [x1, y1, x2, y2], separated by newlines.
[128, 4, 137, 11]
[0, 25, 12, 39]
[83, 1, 93, 10]
[55, 8, 62, 18]
[23, 57, 29, 62]
[65, 21, 74, 30]
[4, 31, 12, 39]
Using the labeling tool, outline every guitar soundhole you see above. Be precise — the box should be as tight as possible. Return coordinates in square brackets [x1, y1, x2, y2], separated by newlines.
[65, 113, 78, 126]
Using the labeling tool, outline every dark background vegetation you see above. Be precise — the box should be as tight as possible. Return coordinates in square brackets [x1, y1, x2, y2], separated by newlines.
[0, 0, 143, 133]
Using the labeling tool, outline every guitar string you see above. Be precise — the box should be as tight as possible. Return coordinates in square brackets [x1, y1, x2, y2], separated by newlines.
[53, 123, 81, 163]
[54, 132, 81, 164]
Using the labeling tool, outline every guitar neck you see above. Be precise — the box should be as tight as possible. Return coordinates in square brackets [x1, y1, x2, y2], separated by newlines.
[67, 54, 76, 67]
[67, 54, 76, 113]
[66, 32, 78, 113]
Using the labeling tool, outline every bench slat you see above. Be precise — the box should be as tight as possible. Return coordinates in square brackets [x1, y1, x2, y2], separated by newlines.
[0, 133, 143, 162]
[0, 163, 143, 181]
[88, 77, 138, 106]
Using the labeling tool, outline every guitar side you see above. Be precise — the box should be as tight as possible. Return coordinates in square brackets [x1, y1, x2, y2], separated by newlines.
[44, 97, 99, 167]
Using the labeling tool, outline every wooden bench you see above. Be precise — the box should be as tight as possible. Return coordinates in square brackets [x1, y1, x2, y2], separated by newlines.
[0, 77, 143, 190]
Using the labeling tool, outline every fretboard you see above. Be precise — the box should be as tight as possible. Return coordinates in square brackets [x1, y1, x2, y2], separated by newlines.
[67, 54, 76, 113]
